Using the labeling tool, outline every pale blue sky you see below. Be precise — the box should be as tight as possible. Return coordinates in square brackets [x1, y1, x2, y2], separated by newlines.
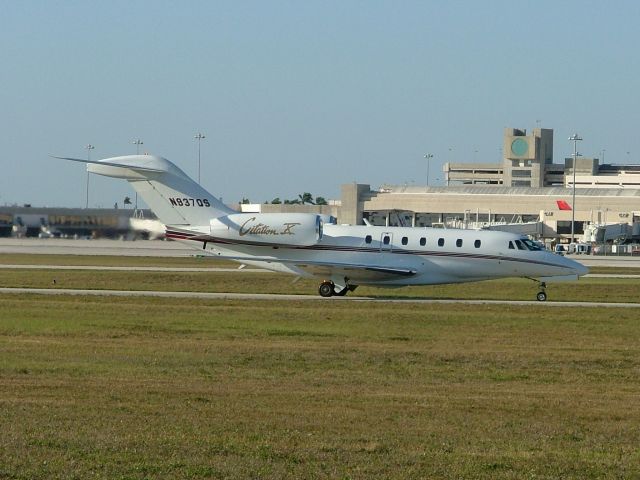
[1, 0, 639, 207]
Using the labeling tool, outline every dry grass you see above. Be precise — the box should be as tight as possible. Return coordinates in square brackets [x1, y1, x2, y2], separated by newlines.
[0, 294, 639, 479]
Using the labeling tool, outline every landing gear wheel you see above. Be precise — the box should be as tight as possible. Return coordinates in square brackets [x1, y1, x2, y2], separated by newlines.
[318, 281, 334, 298]
[536, 291, 547, 302]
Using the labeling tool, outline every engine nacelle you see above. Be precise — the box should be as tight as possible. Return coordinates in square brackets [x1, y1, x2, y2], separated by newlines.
[210, 213, 323, 246]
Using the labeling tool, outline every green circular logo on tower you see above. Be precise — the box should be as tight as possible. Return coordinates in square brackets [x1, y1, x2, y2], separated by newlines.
[511, 138, 529, 156]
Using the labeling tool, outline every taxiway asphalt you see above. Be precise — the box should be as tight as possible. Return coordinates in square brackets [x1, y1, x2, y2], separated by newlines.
[0, 264, 267, 273]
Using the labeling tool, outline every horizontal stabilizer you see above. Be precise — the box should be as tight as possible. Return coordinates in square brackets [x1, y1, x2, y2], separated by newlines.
[51, 155, 166, 173]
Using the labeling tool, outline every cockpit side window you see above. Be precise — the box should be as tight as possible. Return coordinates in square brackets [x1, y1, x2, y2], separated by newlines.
[508, 241, 515, 249]
[514, 239, 526, 250]
[521, 238, 542, 251]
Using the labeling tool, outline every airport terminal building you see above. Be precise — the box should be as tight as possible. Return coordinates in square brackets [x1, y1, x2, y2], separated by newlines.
[2, 127, 639, 245]
[339, 127, 640, 244]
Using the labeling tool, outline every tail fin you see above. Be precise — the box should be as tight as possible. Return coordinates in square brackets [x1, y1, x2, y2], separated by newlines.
[54, 155, 235, 225]
[556, 200, 572, 211]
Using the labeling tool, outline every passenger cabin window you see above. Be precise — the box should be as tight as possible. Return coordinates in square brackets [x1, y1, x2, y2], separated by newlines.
[438, 238, 445, 247]
[508, 241, 515, 249]
[365, 235, 372, 244]
[420, 237, 426, 246]
[456, 239, 463, 247]
[383, 235, 391, 245]
[514, 239, 526, 250]
[401, 236, 408, 245]
[474, 240, 481, 248]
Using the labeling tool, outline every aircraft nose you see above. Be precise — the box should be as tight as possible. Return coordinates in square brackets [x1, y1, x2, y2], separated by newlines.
[570, 259, 589, 277]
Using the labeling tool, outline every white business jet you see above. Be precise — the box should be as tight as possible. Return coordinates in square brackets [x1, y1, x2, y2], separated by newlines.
[56, 154, 588, 300]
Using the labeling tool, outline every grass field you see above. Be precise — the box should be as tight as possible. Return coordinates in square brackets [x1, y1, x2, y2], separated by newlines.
[1, 255, 639, 479]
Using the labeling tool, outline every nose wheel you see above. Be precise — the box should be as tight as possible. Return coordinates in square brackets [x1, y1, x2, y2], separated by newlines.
[536, 282, 547, 302]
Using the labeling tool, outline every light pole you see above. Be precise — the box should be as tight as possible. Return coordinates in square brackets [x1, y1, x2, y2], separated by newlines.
[85, 144, 95, 208]
[194, 133, 205, 184]
[424, 153, 434, 188]
[569, 134, 582, 245]
[132, 138, 143, 155]
[132, 139, 143, 209]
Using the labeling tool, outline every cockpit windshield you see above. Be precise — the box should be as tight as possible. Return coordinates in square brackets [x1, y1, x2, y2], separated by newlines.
[521, 238, 542, 251]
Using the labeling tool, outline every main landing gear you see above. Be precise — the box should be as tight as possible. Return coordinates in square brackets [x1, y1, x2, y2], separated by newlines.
[318, 280, 357, 298]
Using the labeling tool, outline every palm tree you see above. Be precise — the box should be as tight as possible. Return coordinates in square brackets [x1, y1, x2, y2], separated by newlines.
[298, 192, 315, 205]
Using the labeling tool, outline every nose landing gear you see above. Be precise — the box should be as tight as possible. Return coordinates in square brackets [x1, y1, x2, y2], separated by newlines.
[536, 282, 547, 302]
[526, 278, 548, 301]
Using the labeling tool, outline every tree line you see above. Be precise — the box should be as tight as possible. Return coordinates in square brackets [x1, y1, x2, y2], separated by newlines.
[240, 192, 328, 205]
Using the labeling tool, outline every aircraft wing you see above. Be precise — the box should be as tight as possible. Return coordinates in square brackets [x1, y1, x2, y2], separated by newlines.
[213, 254, 417, 282]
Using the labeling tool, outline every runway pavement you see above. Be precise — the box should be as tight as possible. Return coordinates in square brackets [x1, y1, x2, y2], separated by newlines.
[0, 238, 194, 256]
[567, 255, 640, 268]
[1, 287, 639, 308]
[0, 264, 267, 273]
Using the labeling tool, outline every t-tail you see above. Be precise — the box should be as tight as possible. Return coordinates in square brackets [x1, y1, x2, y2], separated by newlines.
[53, 154, 234, 226]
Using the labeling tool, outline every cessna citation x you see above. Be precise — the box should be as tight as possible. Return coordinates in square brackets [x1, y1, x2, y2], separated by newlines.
[56, 154, 588, 300]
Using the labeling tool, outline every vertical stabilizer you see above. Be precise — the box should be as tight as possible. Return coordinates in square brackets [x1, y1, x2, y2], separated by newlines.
[58, 154, 235, 226]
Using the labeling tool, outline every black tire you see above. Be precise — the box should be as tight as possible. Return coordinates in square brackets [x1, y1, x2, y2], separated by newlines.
[319, 282, 334, 297]
[536, 291, 547, 302]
